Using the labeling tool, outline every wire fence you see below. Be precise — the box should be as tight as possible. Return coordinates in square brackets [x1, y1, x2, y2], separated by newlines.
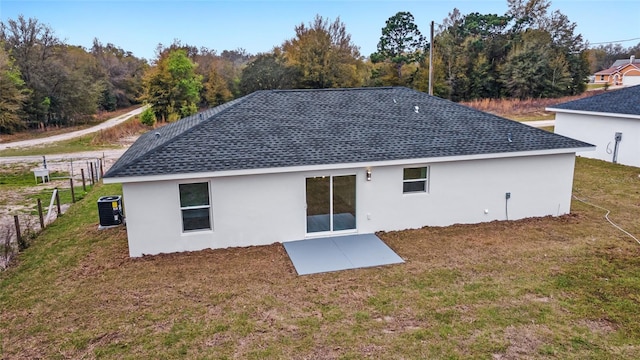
[1, 156, 109, 270]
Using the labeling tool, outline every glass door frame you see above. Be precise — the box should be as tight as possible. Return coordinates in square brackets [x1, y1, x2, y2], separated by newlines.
[305, 173, 357, 236]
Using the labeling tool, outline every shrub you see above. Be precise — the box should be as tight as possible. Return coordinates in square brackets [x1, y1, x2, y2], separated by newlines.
[140, 107, 157, 127]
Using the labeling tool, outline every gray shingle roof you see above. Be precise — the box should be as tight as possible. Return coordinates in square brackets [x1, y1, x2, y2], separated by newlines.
[610, 58, 640, 68]
[105, 87, 592, 179]
[548, 85, 640, 116]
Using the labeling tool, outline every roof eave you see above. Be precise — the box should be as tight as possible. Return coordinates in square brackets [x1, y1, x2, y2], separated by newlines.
[103, 147, 593, 184]
[546, 107, 640, 120]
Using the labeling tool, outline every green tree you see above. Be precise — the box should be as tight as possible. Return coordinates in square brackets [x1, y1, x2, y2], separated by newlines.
[500, 30, 572, 99]
[91, 39, 146, 110]
[507, 0, 551, 30]
[144, 49, 202, 122]
[371, 11, 427, 82]
[239, 52, 299, 95]
[0, 46, 29, 133]
[1, 15, 61, 127]
[282, 15, 364, 88]
[434, 9, 511, 101]
[204, 63, 233, 106]
[139, 107, 156, 126]
[1, 16, 104, 127]
[49, 46, 103, 125]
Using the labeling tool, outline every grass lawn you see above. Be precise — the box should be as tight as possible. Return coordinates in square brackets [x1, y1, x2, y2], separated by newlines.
[503, 113, 555, 122]
[586, 84, 606, 91]
[1, 158, 640, 359]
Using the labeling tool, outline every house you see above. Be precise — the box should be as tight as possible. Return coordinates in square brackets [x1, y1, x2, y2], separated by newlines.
[593, 56, 640, 87]
[548, 85, 640, 168]
[103, 87, 593, 257]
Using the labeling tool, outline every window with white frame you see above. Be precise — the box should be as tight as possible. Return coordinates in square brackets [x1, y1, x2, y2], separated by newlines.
[179, 182, 211, 232]
[403, 167, 429, 193]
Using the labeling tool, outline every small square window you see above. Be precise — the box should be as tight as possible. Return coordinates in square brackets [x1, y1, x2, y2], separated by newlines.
[179, 182, 211, 232]
[403, 167, 428, 194]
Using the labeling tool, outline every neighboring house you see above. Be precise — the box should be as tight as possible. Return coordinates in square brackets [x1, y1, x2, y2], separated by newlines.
[104, 87, 592, 257]
[548, 85, 640, 168]
[593, 56, 640, 86]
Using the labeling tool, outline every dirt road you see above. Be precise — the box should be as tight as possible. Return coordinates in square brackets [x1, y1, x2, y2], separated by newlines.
[0, 106, 146, 150]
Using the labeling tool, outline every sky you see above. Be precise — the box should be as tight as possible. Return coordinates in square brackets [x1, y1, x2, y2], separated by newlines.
[1, 0, 639, 61]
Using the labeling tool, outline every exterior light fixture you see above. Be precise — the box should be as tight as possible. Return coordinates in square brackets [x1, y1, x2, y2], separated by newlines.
[366, 169, 372, 181]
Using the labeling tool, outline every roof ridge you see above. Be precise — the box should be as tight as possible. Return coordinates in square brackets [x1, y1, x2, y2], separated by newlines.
[105, 93, 258, 177]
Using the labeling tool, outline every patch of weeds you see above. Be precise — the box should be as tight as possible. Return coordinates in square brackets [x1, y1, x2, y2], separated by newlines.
[338, 353, 364, 360]
[354, 311, 370, 322]
[437, 324, 454, 338]
[538, 344, 556, 356]
[570, 336, 594, 350]
[434, 309, 459, 325]
[231, 312, 255, 337]
[320, 304, 345, 323]
[247, 346, 278, 360]
[67, 332, 91, 351]
[471, 333, 509, 355]
[462, 282, 502, 302]
[367, 293, 396, 315]
[406, 328, 431, 341]
[478, 303, 551, 327]
[554, 274, 574, 289]
[212, 323, 230, 333]
[209, 291, 235, 305]
[297, 315, 321, 334]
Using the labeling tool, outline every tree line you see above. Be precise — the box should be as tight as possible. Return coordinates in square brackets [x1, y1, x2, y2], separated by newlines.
[2, 0, 639, 132]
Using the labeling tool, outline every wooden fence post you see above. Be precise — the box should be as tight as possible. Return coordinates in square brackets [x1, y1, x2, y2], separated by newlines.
[14, 215, 21, 248]
[37, 198, 45, 229]
[70, 178, 75, 203]
[81, 168, 86, 191]
[89, 162, 95, 185]
[55, 188, 61, 215]
[100, 159, 104, 178]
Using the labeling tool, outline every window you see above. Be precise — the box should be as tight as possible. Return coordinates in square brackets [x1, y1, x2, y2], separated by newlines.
[600, 75, 605, 81]
[179, 182, 211, 231]
[403, 167, 428, 193]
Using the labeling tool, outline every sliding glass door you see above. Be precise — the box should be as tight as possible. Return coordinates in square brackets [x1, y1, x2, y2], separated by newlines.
[306, 175, 356, 234]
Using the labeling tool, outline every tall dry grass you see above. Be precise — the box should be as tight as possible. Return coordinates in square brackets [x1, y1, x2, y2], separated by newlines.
[90, 117, 150, 145]
[462, 90, 605, 117]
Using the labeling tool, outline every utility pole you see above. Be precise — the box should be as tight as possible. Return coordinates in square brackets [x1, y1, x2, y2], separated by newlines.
[429, 20, 434, 96]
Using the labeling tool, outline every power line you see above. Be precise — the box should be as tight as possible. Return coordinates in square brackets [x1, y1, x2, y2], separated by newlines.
[588, 37, 640, 46]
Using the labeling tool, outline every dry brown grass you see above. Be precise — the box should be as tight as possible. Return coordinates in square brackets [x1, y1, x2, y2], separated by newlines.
[1, 158, 640, 358]
[462, 91, 605, 121]
[90, 117, 149, 146]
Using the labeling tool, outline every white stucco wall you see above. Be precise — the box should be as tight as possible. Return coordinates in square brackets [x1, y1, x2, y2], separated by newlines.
[121, 153, 577, 257]
[555, 112, 640, 167]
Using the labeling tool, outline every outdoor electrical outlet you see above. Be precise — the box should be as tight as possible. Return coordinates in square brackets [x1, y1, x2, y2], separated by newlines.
[506, 192, 511, 199]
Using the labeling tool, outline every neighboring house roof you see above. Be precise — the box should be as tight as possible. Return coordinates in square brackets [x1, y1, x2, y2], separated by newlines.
[594, 58, 640, 76]
[547, 85, 640, 117]
[610, 58, 640, 68]
[105, 87, 592, 179]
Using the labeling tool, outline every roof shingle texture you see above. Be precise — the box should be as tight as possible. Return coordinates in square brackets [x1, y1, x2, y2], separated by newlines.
[550, 85, 640, 116]
[105, 87, 592, 178]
